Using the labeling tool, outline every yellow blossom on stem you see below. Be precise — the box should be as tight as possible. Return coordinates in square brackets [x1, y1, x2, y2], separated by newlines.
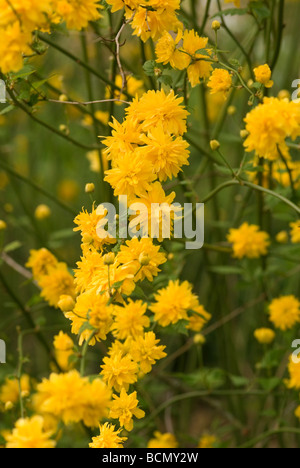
[268, 295, 300, 331]
[227, 222, 270, 259]
[112, 299, 150, 340]
[109, 389, 145, 431]
[5, 416, 56, 449]
[147, 431, 178, 448]
[100, 351, 138, 392]
[207, 68, 232, 98]
[89, 422, 127, 448]
[253, 64, 273, 88]
[131, 331, 167, 374]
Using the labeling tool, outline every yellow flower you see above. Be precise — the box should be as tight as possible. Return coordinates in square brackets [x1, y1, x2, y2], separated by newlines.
[0, 0, 53, 32]
[0, 220, 7, 230]
[268, 295, 300, 331]
[112, 299, 150, 340]
[104, 149, 156, 201]
[0, 22, 32, 74]
[109, 389, 145, 431]
[182, 30, 212, 87]
[155, 30, 188, 69]
[243, 97, 300, 160]
[53, 0, 103, 30]
[66, 291, 113, 345]
[100, 352, 138, 392]
[0, 375, 30, 405]
[81, 378, 112, 428]
[150, 279, 202, 327]
[26, 248, 58, 281]
[253, 64, 273, 88]
[126, 89, 189, 136]
[254, 328, 275, 344]
[147, 431, 178, 448]
[102, 117, 142, 162]
[131, 331, 167, 374]
[207, 69, 232, 98]
[74, 205, 116, 254]
[286, 355, 300, 390]
[187, 306, 212, 332]
[129, 182, 179, 240]
[53, 331, 74, 371]
[35, 204, 51, 220]
[140, 124, 190, 181]
[290, 221, 300, 243]
[39, 263, 76, 308]
[276, 230, 289, 244]
[5, 416, 56, 449]
[35, 371, 110, 427]
[131, 3, 181, 42]
[89, 423, 127, 448]
[117, 237, 167, 282]
[198, 434, 218, 448]
[57, 179, 79, 202]
[227, 222, 270, 259]
[225, 0, 240, 6]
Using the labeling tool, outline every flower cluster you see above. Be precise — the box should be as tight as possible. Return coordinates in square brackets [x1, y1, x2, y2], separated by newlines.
[106, 0, 181, 42]
[243, 97, 300, 161]
[26, 248, 76, 308]
[0, 0, 103, 74]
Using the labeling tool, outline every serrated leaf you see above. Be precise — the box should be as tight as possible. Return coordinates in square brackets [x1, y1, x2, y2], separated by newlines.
[249, 1, 270, 21]
[212, 8, 248, 18]
[143, 60, 156, 76]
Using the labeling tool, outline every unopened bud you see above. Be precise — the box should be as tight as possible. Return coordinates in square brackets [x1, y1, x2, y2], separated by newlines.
[212, 20, 221, 31]
[103, 252, 115, 265]
[85, 183, 95, 193]
[58, 295, 75, 313]
[139, 253, 150, 266]
[240, 129, 249, 139]
[210, 140, 220, 151]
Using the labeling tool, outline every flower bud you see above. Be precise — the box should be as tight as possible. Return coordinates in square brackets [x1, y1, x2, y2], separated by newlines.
[212, 20, 221, 31]
[240, 129, 249, 139]
[35, 204, 51, 220]
[103, 252, 115, 265]
[139, 253, 150, 266]
[58, 295, 75, 313]
[0, 220, 7, 230]
[85, 183, 95, 193]
[210, 139, 220, 151]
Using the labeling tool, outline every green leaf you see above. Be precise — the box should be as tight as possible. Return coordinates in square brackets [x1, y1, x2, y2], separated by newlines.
[174, 368, 226, 390]
[143, 60, 156, 77]
[249, 1, 270, 21]
[0, 105, 14, 116]
[208, 265, 244, 275]
[3, 241, 22, 253]
[157, 74, 173, 86]
[211, 8, 248, 18]
[228, 374, 250, 387]
[258, 377, 281, 392]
